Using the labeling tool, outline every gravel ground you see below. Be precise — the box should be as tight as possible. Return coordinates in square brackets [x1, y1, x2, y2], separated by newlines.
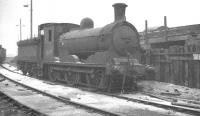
[137, 80, 200, 101]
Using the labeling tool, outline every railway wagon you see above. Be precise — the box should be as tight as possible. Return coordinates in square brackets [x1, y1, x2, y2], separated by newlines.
[0, 45, 6, 64]
[17, 3, 154, 92]
[17, 38, 40, 75]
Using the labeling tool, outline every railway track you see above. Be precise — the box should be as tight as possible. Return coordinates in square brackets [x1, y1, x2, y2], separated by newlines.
[0, 88, 40, 116]
[1, 64, 199, 116]
[100, 92, 200, 115]
[0, 73, 119, 116]
[62, 85, 200, 115]
[49, 81, 200, 115]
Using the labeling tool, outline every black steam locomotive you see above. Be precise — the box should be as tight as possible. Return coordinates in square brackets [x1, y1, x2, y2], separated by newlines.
[17, 3, 154, 92]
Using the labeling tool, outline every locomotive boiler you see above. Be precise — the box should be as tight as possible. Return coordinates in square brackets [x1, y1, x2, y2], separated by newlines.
[17, 3, 155, 92]
[59, 17, 141, 63]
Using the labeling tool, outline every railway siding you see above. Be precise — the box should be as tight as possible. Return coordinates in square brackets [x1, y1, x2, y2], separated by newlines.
[0, 65, 196, 116]
[0, 77, 108, 116]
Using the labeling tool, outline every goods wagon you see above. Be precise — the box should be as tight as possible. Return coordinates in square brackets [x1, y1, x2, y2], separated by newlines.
[0, 45, 6, 64]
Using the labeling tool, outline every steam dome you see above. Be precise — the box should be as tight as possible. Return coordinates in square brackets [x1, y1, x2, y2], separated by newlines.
[80, 17, 94, 29]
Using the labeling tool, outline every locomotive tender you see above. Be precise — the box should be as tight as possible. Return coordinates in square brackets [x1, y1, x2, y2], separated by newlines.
[17, 3, 154, 92]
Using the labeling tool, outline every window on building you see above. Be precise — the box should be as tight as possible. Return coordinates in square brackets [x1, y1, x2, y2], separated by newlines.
[49, 30, 52, 42]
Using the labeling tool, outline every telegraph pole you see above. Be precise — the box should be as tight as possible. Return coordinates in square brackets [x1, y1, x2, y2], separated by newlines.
[30, 0, 33, 39]
[16, 18, 22, 41]
[23, 0, 33, 39]
[20, 18, 22, 41]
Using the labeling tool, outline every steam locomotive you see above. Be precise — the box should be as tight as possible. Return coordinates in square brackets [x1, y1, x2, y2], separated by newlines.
[17, 3, 154, 92]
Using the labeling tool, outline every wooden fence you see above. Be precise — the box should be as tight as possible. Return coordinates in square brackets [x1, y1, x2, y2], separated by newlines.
[145, 45, 200, 89]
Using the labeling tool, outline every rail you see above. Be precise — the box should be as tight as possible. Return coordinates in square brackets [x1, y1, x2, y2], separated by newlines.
[0, 65, 119, 116]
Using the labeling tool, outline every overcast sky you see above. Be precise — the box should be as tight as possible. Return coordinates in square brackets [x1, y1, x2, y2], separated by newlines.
[0, 0, 200, 57]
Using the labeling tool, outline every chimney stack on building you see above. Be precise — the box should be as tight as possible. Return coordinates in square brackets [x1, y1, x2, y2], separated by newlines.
[164, 16, 167, 28]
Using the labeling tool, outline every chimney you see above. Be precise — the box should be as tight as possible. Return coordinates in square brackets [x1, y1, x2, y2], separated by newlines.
[164, 16, 167, 27]
[145, 20, 148, 44]
[112, 3, 127, 22]
[164, 16, 168, 41]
